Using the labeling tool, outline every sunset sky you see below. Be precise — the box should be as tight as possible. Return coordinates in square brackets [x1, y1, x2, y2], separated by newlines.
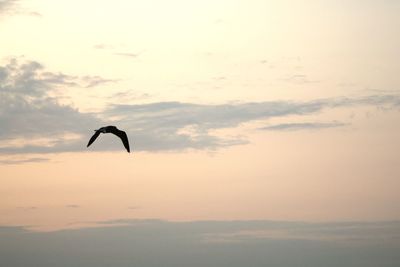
[1, 0, 400, 266]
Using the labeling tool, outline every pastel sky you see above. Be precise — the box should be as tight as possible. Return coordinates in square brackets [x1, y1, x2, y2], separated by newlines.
[1, 0, 399, 235]
[2, 1, 400, 266]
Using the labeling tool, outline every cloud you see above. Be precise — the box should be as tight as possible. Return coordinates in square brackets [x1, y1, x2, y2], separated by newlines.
[102, 101, 327, 151]
[1, 58, 400, 156]
[80, 75, 117, 88]
[0, 58, 114, 93]
[65, 205, 80, 208]
[260, 121, 347, 131]
[0, 0, 41, 17]
[93, 43, 143, 59]
[17, 206, 38, 211]
[102, 95, 399, 151]
[113, 52, 140, 58]
[0, 0, 17, 15]
[93, 44, 114, 50]
[202, 220, 400, 244]
[91, 219, 400, 244]
[0, 157, 48, 164]
[0, 58, 104, 155]
[280, 74, 319, 84]
[109, 90, 151, 101]
[0, 220, 399, 267]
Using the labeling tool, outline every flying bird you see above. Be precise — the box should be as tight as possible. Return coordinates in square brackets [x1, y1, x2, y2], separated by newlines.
[87, 126, 130, 153]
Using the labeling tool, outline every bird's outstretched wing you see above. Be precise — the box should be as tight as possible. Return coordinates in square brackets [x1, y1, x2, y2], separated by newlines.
[87, 131, 101, 147]
[113, 130, 130, 153]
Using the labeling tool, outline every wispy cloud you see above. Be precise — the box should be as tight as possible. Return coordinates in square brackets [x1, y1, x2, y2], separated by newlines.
[109, 90, 151, 101]
[113, 52, 141, 58]
[93, 43, 143, 59]
[16, 206, 38, 211]
[0, 0, 41, 17]
[0, 0, 18, 15]
[102, 95, 399, 151]
[1, 58, 400, 156]
[93, 44, 114, 50]
[260, 121, 348, 131]
[65, 205, 80, 209]
[0, 58, 114, 93]
[280, 74, 320, 84]
[80, 75, 117, 88]
[0, 157, 48, 164]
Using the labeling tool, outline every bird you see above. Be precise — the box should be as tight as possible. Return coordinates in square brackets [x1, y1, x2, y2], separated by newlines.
[87, 126, 130, 153]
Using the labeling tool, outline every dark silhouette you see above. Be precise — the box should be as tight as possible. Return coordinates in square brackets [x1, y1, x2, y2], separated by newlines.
[87, 126, 130, 153]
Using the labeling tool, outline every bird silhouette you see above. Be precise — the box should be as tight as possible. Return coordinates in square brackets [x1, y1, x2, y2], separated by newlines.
[87, 126, 130, 153]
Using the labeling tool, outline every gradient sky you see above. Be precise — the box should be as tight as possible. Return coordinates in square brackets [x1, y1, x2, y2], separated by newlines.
[1, 0, 400, 233]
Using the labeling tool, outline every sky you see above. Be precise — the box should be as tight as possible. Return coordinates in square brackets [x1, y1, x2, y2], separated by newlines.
[1, 0, 400, 266]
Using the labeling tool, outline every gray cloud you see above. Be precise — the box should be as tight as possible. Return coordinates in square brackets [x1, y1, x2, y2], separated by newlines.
[109, 90, 151, 101]
[0, 0, 41, 17]
[93, 43, 143, 59]
[0, 0, 17, 15]
[260, 121, 348, 131]
[201, 220, 400, 244]
[92, 219, 400, 243]
[102, 101, 327, 151]
[102, 95, 399, 151]
[0, 157, 49, 164]
[65, 205, 80, 209]
[80, 75, 117, 88]
[0, 58, 104, 155]
[0, 220, 399, 267]
[16, 206, 37, 211]
[280, 74, 320, 84]
[1, 58, 400, 156]
[0, 58, 114, 93]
